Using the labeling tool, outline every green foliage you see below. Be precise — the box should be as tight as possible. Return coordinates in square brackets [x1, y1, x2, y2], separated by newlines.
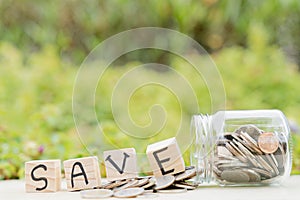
[0, 0, 300, 179]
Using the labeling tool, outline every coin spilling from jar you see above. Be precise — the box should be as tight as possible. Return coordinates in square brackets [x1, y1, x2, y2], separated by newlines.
[214, 124, 287, 184]
[81, 166, 197, 198]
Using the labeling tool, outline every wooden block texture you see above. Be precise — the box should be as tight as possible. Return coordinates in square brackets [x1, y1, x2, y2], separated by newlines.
[63, 156, 101, 191]
[25, 160, 61, 192]
[146, 137, 185, 177]
[103, 148, 138, 181]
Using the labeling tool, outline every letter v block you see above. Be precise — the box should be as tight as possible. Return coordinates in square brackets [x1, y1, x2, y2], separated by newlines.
[63, 156, 101, 191]
[146, 137, 185, 177]
[25, 160, 61, 192]
[103, 148, 137, 181]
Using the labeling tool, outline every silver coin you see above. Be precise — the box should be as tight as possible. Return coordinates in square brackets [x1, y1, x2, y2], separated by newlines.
[154, 175, 175, 190]
[265, 154, 279, 176]
[104, 179, 128, 189]
[81, 189, 113, 199]
[240, 132, 263, 154]
[142, 178, 156, 189]
[156, 188, 187, 193]
[217, 146, 233, 157]
[114, 179, 139, 192]
[175, 168, 196, 181]
[221, 169, 250, 183]
[241, 169, 261, 182]
[114, 187, 144, 198]
[235, 125, 261, 141]
[256, 155, 274, 173]
[174, 183, 196, 190]
[218, 162, 249, 171]
[252, 168, 273, 178]
[213, 166, 222, 177]
[225, 142, 247, 163]
[132, 178, 149, 187]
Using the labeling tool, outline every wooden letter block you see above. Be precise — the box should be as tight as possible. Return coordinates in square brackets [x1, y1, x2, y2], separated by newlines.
[103, 148, 137, 181]
[25, 160, 61, 192]
[63, 156, 101, 191]
[146, 137, 185, 177]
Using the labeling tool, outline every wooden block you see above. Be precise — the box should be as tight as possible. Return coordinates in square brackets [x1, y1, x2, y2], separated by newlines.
[63, 156, 101, 191]
[25, 159, 61, 192]
[103, 148, 138, 181]
[146, 137, 185, 177]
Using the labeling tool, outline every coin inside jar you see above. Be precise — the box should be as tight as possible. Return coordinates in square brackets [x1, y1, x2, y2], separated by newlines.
[258, 132, 279, 154]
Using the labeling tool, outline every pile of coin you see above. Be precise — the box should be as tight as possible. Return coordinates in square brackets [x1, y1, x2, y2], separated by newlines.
[80, 166, 197, 198]
[214, 124, 287, 184]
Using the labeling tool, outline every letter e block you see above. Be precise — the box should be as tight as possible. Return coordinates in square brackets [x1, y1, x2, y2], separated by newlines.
[146, 137, 185, 177]
[63, 156, 101, 191]
[103, 148, 137, 181]
[25, 160, 61, 192]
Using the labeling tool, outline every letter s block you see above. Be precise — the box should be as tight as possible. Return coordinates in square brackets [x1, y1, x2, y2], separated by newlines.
[63, 156, 101, 191]
[146, 137, 185, 177]
[103, 148, 138, 181]
[25, 160, 61, 192]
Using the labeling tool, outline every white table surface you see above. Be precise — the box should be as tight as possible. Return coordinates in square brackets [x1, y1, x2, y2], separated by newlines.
[1, 176, 300, 200]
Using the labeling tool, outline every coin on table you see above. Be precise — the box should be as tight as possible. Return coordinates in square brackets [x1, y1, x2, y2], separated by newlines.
[175, 168, 196, 181]
[156, 188, 187, 193]
[174, 183, 196, 190]
[142, 177, 156, 189]
[132, 177, 149, 187]
[104, 179, 128, 189]
[81, 189, 113, 199]
[154, 175, 175, 190]
[114, 179, 139, 191]
[221, 169, 250, 183]
[114, 187, 144, 198]
[258, 132, 279, 154]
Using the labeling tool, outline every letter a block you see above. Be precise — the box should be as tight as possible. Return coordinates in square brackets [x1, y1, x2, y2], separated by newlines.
[146, 137, 185, 177]
[25, 160, 61, 192]
[63, 156, 101, 191]
[103, 148, 138, 181]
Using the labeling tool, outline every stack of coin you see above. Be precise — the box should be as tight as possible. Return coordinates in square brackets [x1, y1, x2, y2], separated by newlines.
[214, 124, 287, 184]
[153, 166, 197, 193]
[80, 166, 197, 198]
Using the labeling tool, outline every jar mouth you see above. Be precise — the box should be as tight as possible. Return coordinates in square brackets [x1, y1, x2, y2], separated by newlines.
[190, 114, 215, 184]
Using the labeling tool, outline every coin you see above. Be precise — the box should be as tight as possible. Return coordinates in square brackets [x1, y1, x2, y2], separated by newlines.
[174, 183, 196, 190]
[175, 168, 196, 181]
[114, 187, 144, 198]
[142, 177, 155, 189]
[252, 168, 273, 178]
[221, 169, 250, 183]
[235, 125, 261, 141]
[156, 188, 187, 193]
[241, 169, 261, 182]
[217, 146, 233, 157]
[104, 179, 128, 189]
[239, 132, 263, 154]
[81, 189, 113, 199]
[114, 179, 139, 191]
[225, 142, 247, 162]
[265, 154, 279, 176]
[132, 178, 149, 187]
[258, 132, 279, 154]
[154, 175, 175, 190]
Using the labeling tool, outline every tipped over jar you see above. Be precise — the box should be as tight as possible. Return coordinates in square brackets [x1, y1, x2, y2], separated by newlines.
[190, 110, 292, 186]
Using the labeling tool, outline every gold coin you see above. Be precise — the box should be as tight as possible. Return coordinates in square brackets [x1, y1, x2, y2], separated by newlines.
[258, 132, 279, 154]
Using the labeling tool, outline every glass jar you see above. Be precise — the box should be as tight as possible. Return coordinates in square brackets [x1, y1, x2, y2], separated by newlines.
[190, 110, 292, 186]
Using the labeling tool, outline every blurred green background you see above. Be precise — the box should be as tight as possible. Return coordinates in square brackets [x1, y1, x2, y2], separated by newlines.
[1, 0, 300, 179]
